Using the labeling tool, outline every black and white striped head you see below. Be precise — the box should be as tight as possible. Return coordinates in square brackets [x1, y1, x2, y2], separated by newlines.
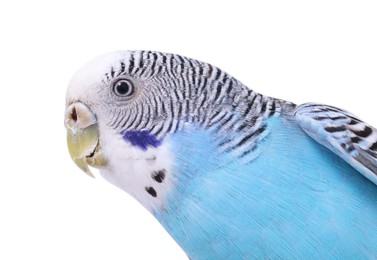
[65, 50, 254, 210]
[66, 50, 250, 139]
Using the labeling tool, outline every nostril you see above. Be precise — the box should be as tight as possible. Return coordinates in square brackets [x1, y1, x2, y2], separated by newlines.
[65, 102, 96, 129]
[71, 107, 78, 122]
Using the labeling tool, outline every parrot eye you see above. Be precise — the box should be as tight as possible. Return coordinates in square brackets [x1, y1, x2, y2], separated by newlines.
[113, 79, 135, 98]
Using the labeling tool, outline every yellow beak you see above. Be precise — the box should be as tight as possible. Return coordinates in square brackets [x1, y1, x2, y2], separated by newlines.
[65, 102, 108, 177]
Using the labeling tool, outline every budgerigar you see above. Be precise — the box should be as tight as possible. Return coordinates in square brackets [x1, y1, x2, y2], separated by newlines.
[64, 51, 377, 259]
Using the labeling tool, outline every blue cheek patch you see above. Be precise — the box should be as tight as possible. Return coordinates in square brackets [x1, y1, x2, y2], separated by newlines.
[120, 130, 162, 151]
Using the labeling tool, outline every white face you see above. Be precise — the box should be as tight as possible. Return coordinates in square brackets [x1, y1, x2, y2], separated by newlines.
[98, 126, 175, 212]
[66, 51, 178, 213]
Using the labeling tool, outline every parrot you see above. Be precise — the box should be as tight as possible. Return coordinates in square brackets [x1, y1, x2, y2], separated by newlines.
[64, 50, 377, 259]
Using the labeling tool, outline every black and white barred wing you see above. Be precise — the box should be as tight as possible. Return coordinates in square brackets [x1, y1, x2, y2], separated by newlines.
[294, 103, 377, 186]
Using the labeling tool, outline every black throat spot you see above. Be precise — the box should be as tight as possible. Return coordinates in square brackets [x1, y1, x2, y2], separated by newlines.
[152, 169, 166, 183]
[145, 187, 157, 197]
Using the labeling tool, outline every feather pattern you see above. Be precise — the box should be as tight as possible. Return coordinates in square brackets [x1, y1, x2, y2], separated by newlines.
[295, 103, 377, 185]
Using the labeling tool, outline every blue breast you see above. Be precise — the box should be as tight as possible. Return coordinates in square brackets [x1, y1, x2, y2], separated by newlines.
[154, 116, 377, 259]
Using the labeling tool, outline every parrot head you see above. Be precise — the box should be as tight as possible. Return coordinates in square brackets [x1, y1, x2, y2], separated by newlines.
[65, 51, 239, 210]
[64, 50, 252, 211]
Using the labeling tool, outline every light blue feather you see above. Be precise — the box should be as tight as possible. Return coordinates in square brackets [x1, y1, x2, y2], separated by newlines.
[155, 115, 377, 259]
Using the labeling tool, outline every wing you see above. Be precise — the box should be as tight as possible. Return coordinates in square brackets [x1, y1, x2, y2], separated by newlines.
[294, 103, 377, 186]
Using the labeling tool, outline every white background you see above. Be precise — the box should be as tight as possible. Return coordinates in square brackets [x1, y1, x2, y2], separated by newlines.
[1, 1, 376, 259]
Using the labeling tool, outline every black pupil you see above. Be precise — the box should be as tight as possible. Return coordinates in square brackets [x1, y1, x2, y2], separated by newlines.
[115, 81, 132, 95]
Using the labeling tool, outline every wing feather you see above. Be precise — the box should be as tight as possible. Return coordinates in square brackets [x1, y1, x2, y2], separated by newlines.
[295, 103, 377, 185]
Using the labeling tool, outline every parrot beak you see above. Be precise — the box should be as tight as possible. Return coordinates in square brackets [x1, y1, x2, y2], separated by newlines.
[64, 102, 108, 178]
